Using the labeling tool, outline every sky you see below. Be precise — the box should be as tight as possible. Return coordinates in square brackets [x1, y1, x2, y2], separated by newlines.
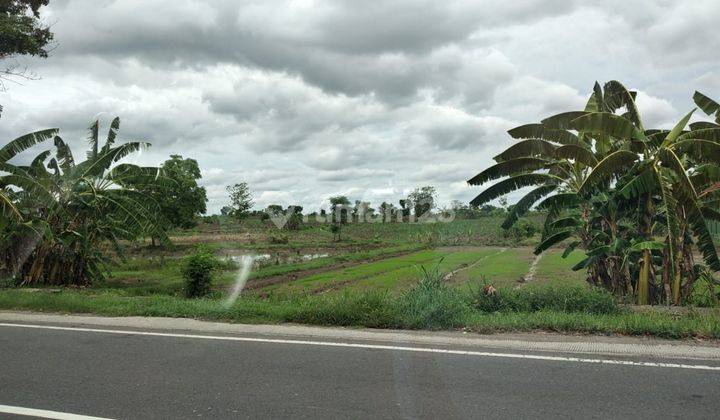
[1, 0, 719, 214]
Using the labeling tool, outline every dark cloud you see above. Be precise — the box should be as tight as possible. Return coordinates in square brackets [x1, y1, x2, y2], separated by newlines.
[2, 0, 718, 212]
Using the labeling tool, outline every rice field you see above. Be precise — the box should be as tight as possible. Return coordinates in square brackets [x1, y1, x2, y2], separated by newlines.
[257, 246, 586, 296]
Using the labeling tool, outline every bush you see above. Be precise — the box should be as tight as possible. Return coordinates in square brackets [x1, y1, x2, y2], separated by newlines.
[686, 268, 720, 307]
[0, 274, 16, 288]
[473, 286, 619, 315]
[182, 246, 219, 298]
[503, 219, 539, 241]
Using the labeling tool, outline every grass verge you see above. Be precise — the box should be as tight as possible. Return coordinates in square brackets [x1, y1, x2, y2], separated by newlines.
[1, 285, 718, 339]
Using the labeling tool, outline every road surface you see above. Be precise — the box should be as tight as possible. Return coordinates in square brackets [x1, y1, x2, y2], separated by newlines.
[1, 313, 719, 419]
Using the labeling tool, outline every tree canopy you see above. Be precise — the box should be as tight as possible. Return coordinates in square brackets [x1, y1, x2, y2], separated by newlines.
[0, 0, 53, 84]
[143, 155, 207, 230]
[226, 182, 253, 219]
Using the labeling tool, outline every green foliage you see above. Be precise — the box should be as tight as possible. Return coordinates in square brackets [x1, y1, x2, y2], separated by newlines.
[283, 206, 303, 230]
[473, 286, 619, 315]
[686, 268, 719, 308]
[1, 118, 169, 286]
[4, 284, 720, 338]
[226, 182, 253, 219]
[0, 1, 53, 79]
[407, 186, 437, 218]
[182, 246, 218, 298]
[145, 155, 207, 230]
[329, 195, 350, 224]
[503, 219, 539, 242]
[468, 81, 720, 305]
[394, 260, 469, 329]
[289, 291, 397, 328]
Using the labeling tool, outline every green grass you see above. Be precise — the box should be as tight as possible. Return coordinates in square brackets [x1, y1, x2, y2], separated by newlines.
[531, 249, 587, 287]
[450, 248, 534, 288]
[0, 287, 718, 339]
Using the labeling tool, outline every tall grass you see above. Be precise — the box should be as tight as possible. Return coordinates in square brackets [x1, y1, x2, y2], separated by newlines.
[394, 259, 469, 329]
[472, 286, 619, 315]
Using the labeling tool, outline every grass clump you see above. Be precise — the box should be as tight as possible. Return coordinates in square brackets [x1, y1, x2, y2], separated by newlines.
[288, 291, 397, 328]
[394, 261, 468, 329]
[473, 285, 619, 315]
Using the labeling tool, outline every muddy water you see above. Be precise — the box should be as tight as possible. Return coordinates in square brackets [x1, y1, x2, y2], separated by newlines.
[221, 251, 331, 268]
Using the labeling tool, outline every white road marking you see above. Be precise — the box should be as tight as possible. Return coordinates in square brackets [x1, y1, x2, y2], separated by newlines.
[0, 404, 113, 419]
[2, 322, 719, 372]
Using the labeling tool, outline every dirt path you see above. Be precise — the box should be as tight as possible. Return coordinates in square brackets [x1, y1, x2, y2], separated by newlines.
[443, 248, 508, 282]
[515, 252, 543, 288]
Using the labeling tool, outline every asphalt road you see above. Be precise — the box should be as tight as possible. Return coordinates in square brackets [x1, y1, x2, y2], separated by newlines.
[1, 322, 719, 419]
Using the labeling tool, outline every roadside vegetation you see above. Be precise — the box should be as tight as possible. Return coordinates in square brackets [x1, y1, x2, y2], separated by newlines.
[2, 80, 720, 339]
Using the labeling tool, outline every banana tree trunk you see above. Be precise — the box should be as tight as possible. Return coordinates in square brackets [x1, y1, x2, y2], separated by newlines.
[672, 249, 683, 305]
[662, 247, 671, 305]
[638, 250, 651, 305]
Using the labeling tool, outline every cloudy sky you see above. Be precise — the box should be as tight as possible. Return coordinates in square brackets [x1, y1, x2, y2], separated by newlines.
[1, 0, 719, 213]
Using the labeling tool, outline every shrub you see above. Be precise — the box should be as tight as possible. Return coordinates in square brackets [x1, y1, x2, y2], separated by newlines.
[473, 285, 619, 315]
[502, 219, 539, 242]
[686, 268, 720, 307]
[182, 246, 219, 298]
[0, 275, 16, 288]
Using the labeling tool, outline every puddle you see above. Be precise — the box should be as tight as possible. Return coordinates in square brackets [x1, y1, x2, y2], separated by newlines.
[221, 252, 330, 267]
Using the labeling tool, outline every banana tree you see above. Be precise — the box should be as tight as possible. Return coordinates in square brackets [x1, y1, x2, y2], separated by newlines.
[3, 118, 170, 285]
[468, 81, 720, 305]
[468, 82, 639, 293]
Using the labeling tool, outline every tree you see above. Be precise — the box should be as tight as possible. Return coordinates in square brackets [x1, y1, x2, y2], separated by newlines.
[1, 1, 54, 87]
[144, 155, 207, 231]
[352, 200, 374, 222]
[226, 183, 253, 219]
[284, 205, 303, 230]
[379, 201, 396, 222]
[1, 117, 169, 285]
[398, 199, 410, 219]
[329, 195, 350, 224]
[468, 80, 720, 306]
[407, 186, 437, 217]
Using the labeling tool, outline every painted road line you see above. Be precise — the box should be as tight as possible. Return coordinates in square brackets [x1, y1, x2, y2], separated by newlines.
[0, 404, 113, 420]
[2, 322, 720, 372]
